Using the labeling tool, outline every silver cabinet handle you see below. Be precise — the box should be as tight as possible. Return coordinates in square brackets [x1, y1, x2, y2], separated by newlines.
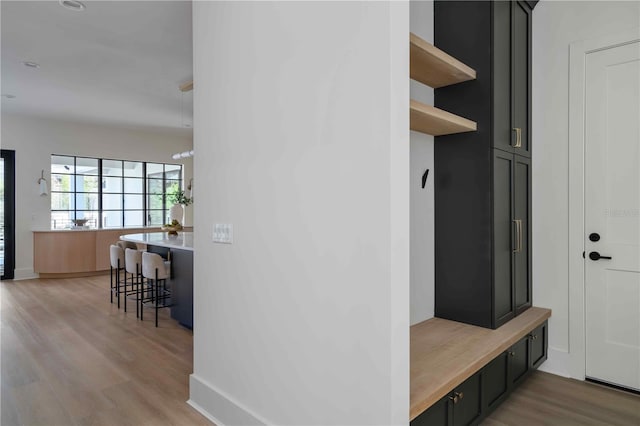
[513, 219, 523, 253]
[512, 127, 522, 148]
[519, 220, 523, 253]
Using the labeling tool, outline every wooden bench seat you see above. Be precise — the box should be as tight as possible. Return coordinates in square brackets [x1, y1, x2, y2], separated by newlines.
[410, 307, 552, 421]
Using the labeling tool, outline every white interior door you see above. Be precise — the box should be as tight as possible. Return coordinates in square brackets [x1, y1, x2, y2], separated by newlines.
[585, 40, 640, 391]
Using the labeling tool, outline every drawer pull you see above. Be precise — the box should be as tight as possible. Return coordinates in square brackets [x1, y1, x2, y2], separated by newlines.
[513, 127, 522, 148]
[449, 392, 464, 404]
[508, 351, 515, 357]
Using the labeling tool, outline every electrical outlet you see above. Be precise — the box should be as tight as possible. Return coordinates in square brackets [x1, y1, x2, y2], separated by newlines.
[213, 224, 233, 244]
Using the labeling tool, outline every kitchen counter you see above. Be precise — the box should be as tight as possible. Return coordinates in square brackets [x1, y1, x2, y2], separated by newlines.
[32, 226, 162, 233]
[120, 232, 193, 252]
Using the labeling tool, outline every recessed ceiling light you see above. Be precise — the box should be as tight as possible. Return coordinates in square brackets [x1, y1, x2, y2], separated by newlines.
[1, 94, 16, 99]
[23, 61, 40, 69]
[59, 0, 86, 11]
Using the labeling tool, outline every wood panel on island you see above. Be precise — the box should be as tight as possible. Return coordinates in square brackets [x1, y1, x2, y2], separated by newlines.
[409, 32, 477, 136]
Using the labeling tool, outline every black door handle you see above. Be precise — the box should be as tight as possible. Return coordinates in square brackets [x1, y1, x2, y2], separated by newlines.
[589, 251, 612, 261]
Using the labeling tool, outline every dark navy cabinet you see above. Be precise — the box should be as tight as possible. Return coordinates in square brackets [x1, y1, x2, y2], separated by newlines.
[434, 0, 535, 329]
[147, 245, 193, 329]
[483, 352, 509, 413]
[412, 372, 482, 426]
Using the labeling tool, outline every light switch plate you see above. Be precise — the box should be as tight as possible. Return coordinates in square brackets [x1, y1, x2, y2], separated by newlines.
[213, 224, 233, 244]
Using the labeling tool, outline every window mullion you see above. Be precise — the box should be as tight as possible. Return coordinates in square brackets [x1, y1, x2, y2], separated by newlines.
[98, 158, 103, 228]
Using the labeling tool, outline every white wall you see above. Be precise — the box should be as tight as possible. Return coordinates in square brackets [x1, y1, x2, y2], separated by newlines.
[409, 1, 435, 325]
[532, 1, 640, 376]
[190, 1, 409, 425]
[1, 113, 193, 279]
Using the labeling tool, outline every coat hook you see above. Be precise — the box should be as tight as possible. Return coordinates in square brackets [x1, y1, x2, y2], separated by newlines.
[422, 169, 429, 189]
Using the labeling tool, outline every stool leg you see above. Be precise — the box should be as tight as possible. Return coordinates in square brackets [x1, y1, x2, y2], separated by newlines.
[155, 269, 159, 327]
[136, 264, 140, 318]
[124, 271, 128, 313]
[117, 259, 121, 309]
[110, 266, 114, 303]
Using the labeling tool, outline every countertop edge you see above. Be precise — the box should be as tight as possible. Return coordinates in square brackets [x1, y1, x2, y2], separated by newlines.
[120, 232, 194, 252]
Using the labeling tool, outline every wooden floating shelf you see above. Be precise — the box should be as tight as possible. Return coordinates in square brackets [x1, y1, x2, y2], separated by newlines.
[410, 32, 476, 88]
[410, 99, 477, 136]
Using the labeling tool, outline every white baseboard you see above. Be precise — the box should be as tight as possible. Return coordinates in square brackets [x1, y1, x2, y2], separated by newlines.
[189, 374, 268, 426]
[186, 399, 225, 426]
[11, 268, 38, 280]
[539, 346, 571, 378]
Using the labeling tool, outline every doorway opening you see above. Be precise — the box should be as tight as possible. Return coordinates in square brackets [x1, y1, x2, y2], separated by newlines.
[1, 149, 15, 280]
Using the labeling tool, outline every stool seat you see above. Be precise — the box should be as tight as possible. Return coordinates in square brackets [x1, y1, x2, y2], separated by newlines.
[110, 244, 125, 269]
[142, 252, 171, 280]
[125, 248, 143, 275]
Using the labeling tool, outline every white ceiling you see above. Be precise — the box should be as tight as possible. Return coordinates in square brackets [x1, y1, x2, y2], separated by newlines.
[1, 0, 193, 133]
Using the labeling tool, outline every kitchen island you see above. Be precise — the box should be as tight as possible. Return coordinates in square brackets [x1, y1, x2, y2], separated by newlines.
[121, 232, 193, 329]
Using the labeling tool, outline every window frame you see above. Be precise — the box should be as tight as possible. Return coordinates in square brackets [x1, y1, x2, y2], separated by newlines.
[50, 155, 183, 229]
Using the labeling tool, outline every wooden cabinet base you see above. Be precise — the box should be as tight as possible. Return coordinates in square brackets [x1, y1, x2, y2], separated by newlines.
[33, 228, 157, 275]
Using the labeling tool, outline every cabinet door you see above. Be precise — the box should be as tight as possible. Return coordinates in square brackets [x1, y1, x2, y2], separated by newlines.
[453, 372, 482, 426]
[530, 321, 548, 369]
[509, 336, 530, 387]
[482, 352, 509, 413]
[513, 155, 531, 314]
[493, 150, 515, 328]
[492, 0, 512, 153]
[411, 394, 451, 426]
[511, 1, 532, 156]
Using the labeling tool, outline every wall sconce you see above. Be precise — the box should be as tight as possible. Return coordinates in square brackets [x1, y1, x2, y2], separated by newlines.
[37, 169, 48, 196]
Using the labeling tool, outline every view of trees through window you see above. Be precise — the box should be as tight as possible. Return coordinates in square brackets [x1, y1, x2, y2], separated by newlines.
[50, 155, 182, 229]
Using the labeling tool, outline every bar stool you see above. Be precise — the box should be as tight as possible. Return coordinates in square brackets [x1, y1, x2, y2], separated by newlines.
[109, 244, 125, 308]
[124, 248, 143, 317]
[117, 240, 138, 251]
[141, 252, 172, 327]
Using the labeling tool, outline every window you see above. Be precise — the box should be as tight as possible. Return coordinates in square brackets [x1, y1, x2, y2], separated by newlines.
[50, 155, 182, 229]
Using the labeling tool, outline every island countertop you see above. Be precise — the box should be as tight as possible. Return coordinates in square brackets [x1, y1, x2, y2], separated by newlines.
[120, 232, 194, 251]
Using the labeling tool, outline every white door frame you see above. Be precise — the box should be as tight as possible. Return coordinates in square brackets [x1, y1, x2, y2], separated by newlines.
[568, 27, 640, 380]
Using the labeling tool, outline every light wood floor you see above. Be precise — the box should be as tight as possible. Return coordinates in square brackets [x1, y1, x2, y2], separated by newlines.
[3, 276, 639, 426]
[1, 275, 212, 426]
[484, 371, 640, 426]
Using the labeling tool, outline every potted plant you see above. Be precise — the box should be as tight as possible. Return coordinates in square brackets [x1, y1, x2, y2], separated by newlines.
[167, 189, 193, 207]
[165, 186, 193, 226]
